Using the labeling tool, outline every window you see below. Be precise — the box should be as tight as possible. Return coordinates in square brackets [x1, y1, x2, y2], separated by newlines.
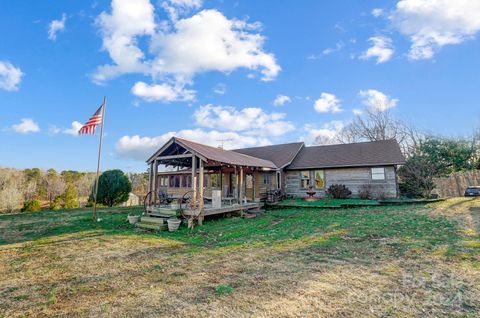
[371, 167, 385, 180]
[276, 171, 281, 189]
[182, 175, 191, 188]
[211, 173, 221, 189]
[314, 170, 324, 188]
[300, 171, 310, 188]
[263, 173, 270, 185]
[169, 175, 181, 187]
[159, 176, 168, 187]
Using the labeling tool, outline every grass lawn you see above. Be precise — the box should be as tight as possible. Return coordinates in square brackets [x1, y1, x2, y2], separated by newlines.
[0, 199, 479, 317]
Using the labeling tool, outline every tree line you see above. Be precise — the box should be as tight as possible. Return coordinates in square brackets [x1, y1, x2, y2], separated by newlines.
[0, 168, 148, 213]
[320, 108, 480, 198]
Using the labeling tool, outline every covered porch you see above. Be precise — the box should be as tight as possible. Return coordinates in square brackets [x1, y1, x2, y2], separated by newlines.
[145, 137, 276, 227]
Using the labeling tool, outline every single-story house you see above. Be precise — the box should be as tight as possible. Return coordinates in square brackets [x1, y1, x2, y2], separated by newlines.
[145, 137, 405, 205]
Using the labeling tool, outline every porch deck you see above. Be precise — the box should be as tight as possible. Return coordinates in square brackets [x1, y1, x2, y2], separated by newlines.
[145, 202, 262, 217]
[183, 202, 261, 216]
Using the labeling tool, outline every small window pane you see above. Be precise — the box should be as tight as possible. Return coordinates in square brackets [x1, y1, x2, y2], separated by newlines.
[263, 173, 270, 185]
[371, 167, 385, 180]
[300, 171, 310, 188]
[315, 170, 324, 188]
[211, 173, 220, 188]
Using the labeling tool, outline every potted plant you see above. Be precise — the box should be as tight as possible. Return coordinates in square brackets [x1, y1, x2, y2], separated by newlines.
[127, 213, 140, 224]
[167, 217, 182, 231]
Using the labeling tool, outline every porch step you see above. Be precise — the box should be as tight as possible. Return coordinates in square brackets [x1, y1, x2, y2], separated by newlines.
[149, 207, 178, 218]
[140, 216, 166, 224]
[136, 222, 167, 231]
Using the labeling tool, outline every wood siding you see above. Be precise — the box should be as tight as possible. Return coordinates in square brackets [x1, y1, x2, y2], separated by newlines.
[284, 166, 398, 198]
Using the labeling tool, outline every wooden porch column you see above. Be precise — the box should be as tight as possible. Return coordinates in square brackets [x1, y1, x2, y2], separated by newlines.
[153, 160, 159, 205]
[148, 162, 153, 193]
[191, 156, 197, 208]
[252, 169, 256, 202]
[239, 166, 244, 204]
[198, 159, 204, 225]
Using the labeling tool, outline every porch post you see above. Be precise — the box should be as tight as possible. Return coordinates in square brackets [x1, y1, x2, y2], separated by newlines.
[239, 166, 244, 204]
[191, 156, 197, 208]
[148, 162, 154, 193]
[153, 160, 159, 205]
[236, 166, 240, 202]
[252, 169, 256, 201]
[198, 159, 204, 225]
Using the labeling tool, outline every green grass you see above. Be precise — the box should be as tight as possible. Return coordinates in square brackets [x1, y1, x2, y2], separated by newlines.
[1, 199, 479, 317]
[1, 203, 462, 258]
[0, 206, 143, 245]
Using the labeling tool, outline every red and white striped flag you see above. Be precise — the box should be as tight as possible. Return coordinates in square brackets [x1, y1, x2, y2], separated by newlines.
[79, 103, 104, 135]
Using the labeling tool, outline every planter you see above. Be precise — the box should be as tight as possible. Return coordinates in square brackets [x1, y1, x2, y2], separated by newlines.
[167, 218, 182, 232]
[127, 215, 140, 224]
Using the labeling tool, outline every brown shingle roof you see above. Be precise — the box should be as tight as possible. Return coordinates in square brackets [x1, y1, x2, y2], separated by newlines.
[175, 138, 276, 168]
[287, 139, 405, 169]
[232, 142, 304, 168]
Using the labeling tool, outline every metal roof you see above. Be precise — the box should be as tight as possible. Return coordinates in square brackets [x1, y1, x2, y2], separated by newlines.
[148, 137, 276, 169]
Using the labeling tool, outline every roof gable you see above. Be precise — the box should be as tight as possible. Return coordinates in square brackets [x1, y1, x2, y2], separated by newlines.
[147, 137, 276, 169]
[232, 142, 304, 168]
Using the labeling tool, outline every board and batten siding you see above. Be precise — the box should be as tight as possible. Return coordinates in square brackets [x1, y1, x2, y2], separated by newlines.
[284, 166, 398, 198]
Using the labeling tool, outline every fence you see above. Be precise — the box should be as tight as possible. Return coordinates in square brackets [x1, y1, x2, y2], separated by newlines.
[433, 170, 480, 197]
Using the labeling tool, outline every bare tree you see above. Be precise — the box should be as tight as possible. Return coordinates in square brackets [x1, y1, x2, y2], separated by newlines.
[42, 169, 66, 205]
[337, 109, 423, 157]
[127, 172, 148, 196]
[0, 168, 23, 212]
[74, 173, 96, 206]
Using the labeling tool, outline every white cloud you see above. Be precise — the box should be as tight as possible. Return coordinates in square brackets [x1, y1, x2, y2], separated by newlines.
[162, 0, 203, 20]
[359, 89, 398, 112]
[302, 121, 344, 145]
[12, 119, 40, 134]
[193, 104, 294, 137]
[352, 108, 363, 116]
[391, 0, 480, 60]
[49, 121, 84, 136]
[48, 13, 67, 41]
[63, 121, 84, 136]
[131, 81, 195, 102]
[150, 9, 280, 82]
[313, 93, 342, 113]
[273, 94, 291, 106]
[361, 36, 394, 64]
[116, 129, 271, 160]
[213, 83, 226, 95]
[372, 8, 384, 17]
[94, 2, 280, 101]
[0, 61, 24, 91]
[322, 41, 345, 55]
[93, 0, 156, 83]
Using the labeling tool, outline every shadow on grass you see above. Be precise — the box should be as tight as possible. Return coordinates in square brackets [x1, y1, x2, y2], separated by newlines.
[0, 206, 144, 246]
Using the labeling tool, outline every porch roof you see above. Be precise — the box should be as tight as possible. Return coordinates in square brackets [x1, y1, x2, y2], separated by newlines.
[147, 137, 276, 169]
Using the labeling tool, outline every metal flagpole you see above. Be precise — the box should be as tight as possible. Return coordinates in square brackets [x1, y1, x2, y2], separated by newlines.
[93, 96, 107, 221]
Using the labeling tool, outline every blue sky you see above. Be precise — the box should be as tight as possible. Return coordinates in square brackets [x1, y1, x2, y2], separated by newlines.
[1, 0, 479, 172]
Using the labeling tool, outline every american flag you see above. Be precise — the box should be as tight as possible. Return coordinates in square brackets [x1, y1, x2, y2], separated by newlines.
[79, 103, 104, 135]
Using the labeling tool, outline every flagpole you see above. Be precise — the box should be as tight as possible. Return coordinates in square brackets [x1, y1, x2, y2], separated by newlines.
[93, 96, 107, 221]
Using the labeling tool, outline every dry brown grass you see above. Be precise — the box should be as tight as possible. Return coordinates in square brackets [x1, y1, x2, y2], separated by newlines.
[1, 200, 479, 317]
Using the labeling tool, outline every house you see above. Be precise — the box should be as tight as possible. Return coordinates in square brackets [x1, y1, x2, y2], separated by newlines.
[145, 137, 405, 207]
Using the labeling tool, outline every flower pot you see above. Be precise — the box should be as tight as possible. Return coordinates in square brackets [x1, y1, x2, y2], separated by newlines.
[167, 218, 182, 232]
[127, 215, 140, 224]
